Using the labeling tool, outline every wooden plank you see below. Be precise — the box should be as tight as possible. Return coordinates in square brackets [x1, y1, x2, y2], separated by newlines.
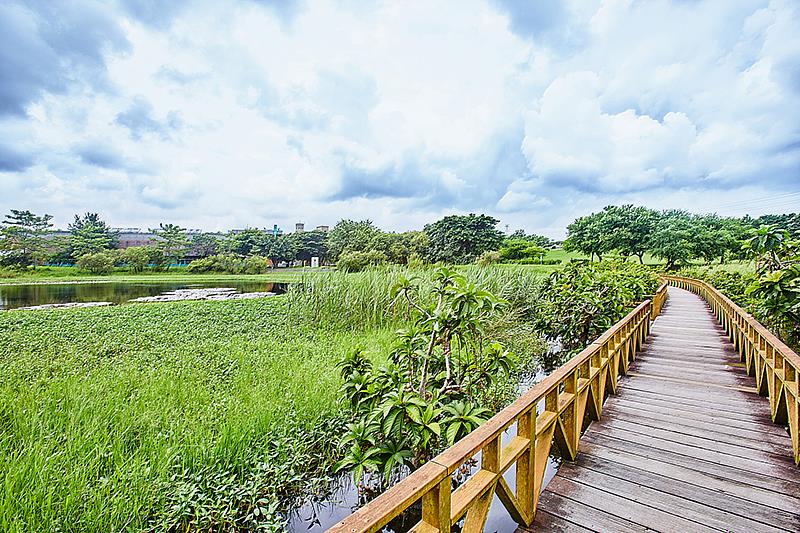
[543, 476, 719, 532]
[604, 408, 794, 455]
[582, 430, 800, 498]
[579, 442, 800, 521]
[571, 452, 798, 531]
[608, 400, 792, 445]
[526, 491, 650, 532]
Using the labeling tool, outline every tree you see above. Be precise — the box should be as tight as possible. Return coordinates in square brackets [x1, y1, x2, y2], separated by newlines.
[69, 213, 118, 258]
[222, 228, 271, 257]
[600, 205, 658, 263]
[289, 230, 328, 265]
[151, 223, 189, 269]
[0, 209, 53, 267]
[121, 246, 150, 273]
[266, 236, 296, 267]
[648, 210, 695, 270]
[189, 233, 220, 258]
[564, 212, 608, 262]
[424, 214, 504, 264]
[508, 230, 553, 248]
[327, 220, 381, 261]
[76, 250, 119, 274]
[498, 239, 545, 262]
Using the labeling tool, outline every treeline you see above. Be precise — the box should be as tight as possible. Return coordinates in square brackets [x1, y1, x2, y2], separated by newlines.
[564, 205, 800, 269]
[0, 210, 555, 274]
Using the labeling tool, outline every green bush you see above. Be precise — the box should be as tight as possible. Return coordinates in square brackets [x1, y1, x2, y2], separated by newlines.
[76, 251, 119, 274]
[336, 250, 387, 273]
[186, 254, 272, 274]
[476, 251, 501, 266]
[121, 246, 150, 273]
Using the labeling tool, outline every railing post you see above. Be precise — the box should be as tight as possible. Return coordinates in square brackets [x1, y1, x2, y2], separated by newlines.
[516, 409, 535, 525]
[422, 477, 452, 533]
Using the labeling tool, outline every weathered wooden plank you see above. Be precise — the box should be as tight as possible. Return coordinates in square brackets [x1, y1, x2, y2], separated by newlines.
[608, 400, 792, 444]
[543, 476, 719, 532]
[578, 443, 800, 524]
[582, 431, 800, 498]
[525, 491, 650, 532]
[603, 409, 794, 455]
[570, 452, 798, 531]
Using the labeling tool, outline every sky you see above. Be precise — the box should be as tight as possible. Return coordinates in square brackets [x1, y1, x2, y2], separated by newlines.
[1, 0, 799, 237]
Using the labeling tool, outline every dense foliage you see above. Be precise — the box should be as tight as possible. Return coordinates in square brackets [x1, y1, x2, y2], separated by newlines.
[333, 268, 515, 489]
[0, 209, 53, 268]
[537, 262, 660, 353]
[564, 205, 754, 268]
[423, 214, 504, 263]
[186, 254, 272, 274]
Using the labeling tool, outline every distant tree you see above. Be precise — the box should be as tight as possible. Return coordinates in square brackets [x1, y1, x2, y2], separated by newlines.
[121, 246, 150, 273]
[266, 236, 296, 267]
[755, 213, 800, 239]
[290, 230, 328, 265]
[151, 223, 189, 269]
[76, 250, 119, 274]
[508, 230, 553, 248]
[222, 228, 271, 257]
[0, 209, 53, 267]
[424, 214, 504, 264]
[564, 212, 608, 261]
[498, 239, 545, 261]
[69, 213, 118, 258]
[600, 205, 659, 263]
[190, 233, 221, 258]
[648, 210, 695, 270]
[327, 220, 381, 261]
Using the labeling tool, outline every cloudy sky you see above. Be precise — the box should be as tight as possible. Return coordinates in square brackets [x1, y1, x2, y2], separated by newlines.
[1, 0, 799, 237]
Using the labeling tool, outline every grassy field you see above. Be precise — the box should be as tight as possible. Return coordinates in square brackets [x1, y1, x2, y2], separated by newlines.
[0, 266, 550, 531]
[0, 296, 395, 531]
[0, 266, 316, 285]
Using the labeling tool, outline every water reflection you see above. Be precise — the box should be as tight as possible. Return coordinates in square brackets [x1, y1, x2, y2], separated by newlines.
[0, 281, 288, 310]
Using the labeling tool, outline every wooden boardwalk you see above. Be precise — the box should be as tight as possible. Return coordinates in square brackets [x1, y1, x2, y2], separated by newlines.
[527, 287, 800, 532]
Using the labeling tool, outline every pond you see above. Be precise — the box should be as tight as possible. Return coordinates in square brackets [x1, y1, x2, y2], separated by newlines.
[0, 280, 288, 310]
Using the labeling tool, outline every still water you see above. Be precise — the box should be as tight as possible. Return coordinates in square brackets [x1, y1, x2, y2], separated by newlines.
[0, 281, 287, 310]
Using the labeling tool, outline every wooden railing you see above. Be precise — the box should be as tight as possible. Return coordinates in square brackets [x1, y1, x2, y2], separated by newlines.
[329, 299, 657, 533]
[665, 276, 800, 466]
[651, 280, 668, 319]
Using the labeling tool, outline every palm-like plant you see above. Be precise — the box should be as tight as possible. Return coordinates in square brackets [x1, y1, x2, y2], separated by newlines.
[442, 401, 491, 445]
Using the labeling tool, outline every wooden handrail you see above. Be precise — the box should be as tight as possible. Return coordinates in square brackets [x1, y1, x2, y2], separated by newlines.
[329, 299, 657, 533]
[665, 276, 800, 466]
[651, 280, 668, 319]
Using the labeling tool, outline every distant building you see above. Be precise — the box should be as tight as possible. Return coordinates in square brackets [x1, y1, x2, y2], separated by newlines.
[113, 228, 156, 249]
[314, 225, 330, 232]
[295, 222, 305, 233]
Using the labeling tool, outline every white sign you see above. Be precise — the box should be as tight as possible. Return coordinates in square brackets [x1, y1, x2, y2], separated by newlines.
[311, 256, 319, 268]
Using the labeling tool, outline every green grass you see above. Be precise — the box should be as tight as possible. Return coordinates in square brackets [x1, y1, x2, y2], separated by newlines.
[0, 266, 317, 285]
[0, 297, 395, 531]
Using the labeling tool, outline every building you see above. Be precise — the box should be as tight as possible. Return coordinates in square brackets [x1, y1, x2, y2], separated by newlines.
[113, 228, 156, 249]
[314, 225, 330, 232]
[295, 222, 305, 233]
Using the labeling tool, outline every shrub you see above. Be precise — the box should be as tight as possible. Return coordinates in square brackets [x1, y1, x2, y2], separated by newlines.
[76, 251, 119, 274]
[186, 254, 272, 274]
[336, 250, 387, 273]
[121, 246, 150, 273]
[475, 251, 500, 266]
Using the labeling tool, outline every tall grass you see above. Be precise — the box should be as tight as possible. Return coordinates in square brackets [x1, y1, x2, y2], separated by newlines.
[0, 298, 395, 531]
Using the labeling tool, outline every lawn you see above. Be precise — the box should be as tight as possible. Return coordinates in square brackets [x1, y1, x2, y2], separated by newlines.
[0, 295, 394, 531]
[0, 266, 317, 285]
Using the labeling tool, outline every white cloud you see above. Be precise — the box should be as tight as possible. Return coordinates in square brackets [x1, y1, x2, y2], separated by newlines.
[1, 0, 798, 236]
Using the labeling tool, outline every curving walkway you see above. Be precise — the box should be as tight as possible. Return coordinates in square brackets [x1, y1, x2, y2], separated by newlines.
[526, 287, 800, 532]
